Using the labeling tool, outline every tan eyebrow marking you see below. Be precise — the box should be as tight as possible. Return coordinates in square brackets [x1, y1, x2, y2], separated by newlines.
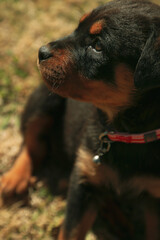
[90, 20, 104, 35]
[79, 12, 90, 23]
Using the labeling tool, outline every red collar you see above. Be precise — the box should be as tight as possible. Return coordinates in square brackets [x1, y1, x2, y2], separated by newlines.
[100, 128, 160, 144]
[92, 128, 160, 164]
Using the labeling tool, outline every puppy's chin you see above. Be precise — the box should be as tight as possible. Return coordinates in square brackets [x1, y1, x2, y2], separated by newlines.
[39, 67, 84, 100]
[38, 63, 65, 92]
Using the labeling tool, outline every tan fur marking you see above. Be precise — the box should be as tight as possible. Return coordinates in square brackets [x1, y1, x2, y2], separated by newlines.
[0, 116, 53, 198]
[71, 64, 134, 121]
[95, 64, 135, 120]
[74, 206, 97, 240]
[58, 206, 96, 240]
[130, 177, 160, 198]
[76, 147, 119, 189]
[79, 13, 90, 23]
[39, 48, 71, 92]
[76, 149, 160, 198]
[41, 54, 134, 121]
[0, 147, 34, 197]
[90, 20, 104, 35]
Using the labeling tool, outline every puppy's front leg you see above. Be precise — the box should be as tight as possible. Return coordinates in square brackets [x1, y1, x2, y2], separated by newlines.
[58, 169, 97, 240]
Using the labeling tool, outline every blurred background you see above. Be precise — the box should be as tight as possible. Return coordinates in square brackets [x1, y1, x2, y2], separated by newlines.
[0, 0, 159, 239]
[0, 0, 107, 239]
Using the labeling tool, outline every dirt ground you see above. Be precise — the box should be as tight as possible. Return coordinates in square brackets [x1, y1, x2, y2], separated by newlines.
[0, 0, 160, 239]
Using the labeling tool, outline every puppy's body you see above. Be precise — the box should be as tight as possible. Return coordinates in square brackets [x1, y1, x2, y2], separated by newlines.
[61, 90, 160, 239]
[1, 0, 160, 239]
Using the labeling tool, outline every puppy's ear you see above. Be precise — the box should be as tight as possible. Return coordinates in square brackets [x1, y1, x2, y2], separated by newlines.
[134, 29, 160, 90]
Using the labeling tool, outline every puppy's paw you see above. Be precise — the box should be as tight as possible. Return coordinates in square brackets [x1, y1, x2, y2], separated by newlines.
[0, 169, 36, 198]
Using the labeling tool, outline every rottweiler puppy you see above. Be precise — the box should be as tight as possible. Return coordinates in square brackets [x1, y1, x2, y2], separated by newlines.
[1, 0, 160, 239]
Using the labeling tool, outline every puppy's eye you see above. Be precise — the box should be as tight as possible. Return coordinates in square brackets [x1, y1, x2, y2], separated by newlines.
[94, 42, 102, 52]
[87, 40, 103, 56]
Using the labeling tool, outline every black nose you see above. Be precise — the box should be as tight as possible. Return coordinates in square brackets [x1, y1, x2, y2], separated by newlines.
[38, 45, 52, 63]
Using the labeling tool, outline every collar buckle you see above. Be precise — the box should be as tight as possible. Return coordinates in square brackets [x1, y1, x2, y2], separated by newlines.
[100, 138, 111, 154]
[92, 132, 113, 165]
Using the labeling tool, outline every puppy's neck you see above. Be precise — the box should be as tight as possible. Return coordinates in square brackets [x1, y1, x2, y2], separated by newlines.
[94, 104, 120, 122]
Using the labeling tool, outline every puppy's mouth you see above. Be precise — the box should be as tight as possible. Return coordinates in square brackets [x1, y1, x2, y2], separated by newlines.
[38, 46, 71, 93]
[38, 63, 65, 91]
[38, 52, 90, 101]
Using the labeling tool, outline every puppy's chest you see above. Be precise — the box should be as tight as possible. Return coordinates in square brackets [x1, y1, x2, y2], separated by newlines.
[76, 146, 160, 199]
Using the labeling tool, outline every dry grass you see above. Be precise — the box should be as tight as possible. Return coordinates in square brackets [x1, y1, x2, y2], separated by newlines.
[0, 0, 107, 239]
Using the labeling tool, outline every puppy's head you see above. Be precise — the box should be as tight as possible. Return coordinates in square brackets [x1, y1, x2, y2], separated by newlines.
[38, 0, 160, 117]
